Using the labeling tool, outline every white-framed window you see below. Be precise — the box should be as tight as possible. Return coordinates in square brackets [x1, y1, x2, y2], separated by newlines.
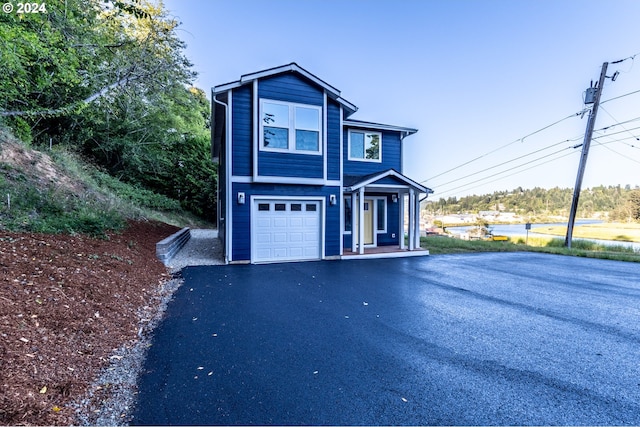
[260, 99, 322, 154]
[348, 130, 382, 162]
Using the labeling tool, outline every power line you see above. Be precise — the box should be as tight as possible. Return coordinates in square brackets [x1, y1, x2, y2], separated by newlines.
[591, 140, 640, 165]
[420, 110, 586, 183]
[434, 145, 577, 195]
[600, 88, 640, 105]
[430, 137, 579, 189]
[433, 150, 580, 199]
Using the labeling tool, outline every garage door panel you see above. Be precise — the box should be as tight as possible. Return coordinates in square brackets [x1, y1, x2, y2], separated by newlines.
[253, 200, 321, 263]
[289, 232, 303, 242]
[273, 232, 287, 243]
[273, 218, 288, 228]
[289, 217, 304, 227]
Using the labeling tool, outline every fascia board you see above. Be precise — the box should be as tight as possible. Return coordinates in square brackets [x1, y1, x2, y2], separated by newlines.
[344, 119, 418, 135]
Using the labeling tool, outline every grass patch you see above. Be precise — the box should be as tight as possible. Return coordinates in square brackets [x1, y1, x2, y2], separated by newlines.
[422, 234, 640, 263]
[531, 223, 640, 243]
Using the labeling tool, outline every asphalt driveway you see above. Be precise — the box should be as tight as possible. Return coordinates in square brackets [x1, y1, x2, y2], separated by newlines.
[131, 252, 640, 425]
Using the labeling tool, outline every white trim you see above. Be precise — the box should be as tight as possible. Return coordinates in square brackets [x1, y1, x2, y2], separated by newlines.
[251, 176, 338, 186]
[358, 187, 365, 254]
[339, 104, 344, 256]
[347, 129, 382, 163]
[226, 90, 233, 263]
[343, 119, 418, 135]
[258, 98, 323, 155]
[342, 249, 430, 260]
[346, 169, 432, 194]
[250, 195, 326, 264]
[351, 192, 357, 252]
[408, 189, 415, 251]
[323, 92, 328, 181]
[229, 176, 340, 186]
[213, 63, 358, 117]
[414, 192, 421, 248]
[252, 80, 259, 183]
[399, 192, 405, 250]
[241, 63, 341, 98]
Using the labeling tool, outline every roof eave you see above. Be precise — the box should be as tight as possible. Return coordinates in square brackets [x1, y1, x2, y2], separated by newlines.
[343, 119, 418, 136]
[213, 62, 358, 114]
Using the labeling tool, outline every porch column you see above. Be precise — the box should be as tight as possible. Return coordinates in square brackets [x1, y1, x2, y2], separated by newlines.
[414, 191, 421, 249]
[408, 189, 415, 251]
[351, 192, 358, 253]
[398, 192, 405, 250]
[358, 187, 365, 255]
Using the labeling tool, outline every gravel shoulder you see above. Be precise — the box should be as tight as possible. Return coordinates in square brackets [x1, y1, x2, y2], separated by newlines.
[75, 229, 223, 426]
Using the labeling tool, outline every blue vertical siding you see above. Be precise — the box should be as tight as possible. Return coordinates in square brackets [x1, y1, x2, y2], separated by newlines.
[232, 86, 253, 176]
[343, 129, 402, 176]
[327, 100, 341, 181]
[231, 183, 341, 261]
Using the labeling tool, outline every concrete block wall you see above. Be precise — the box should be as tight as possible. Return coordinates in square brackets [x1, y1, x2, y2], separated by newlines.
[156, 227, 190, 264]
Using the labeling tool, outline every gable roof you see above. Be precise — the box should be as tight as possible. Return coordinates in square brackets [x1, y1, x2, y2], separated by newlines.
[213, 62, 358, 117]
[344, 169, 433, 194]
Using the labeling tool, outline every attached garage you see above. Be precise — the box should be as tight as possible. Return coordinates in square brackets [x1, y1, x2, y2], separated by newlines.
[252, 198, 323, 263]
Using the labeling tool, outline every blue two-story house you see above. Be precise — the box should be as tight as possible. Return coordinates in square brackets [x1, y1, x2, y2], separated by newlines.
[212, 63, 432, 264]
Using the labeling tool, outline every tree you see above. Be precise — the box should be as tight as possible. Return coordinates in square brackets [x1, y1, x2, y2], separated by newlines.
[1, 0, 217, 221]
[628, 189, 640, 221]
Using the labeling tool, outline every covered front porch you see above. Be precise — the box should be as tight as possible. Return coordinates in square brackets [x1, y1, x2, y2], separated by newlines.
[343, 169, 433, 256]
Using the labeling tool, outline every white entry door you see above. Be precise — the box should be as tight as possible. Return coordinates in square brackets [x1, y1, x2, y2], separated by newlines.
[253, 199, 321, 263]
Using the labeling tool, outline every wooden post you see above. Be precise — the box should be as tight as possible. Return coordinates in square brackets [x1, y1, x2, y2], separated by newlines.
[565, 62, 608, 248]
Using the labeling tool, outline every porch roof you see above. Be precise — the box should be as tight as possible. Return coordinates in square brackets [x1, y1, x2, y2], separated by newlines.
[344, 169, 433, 194]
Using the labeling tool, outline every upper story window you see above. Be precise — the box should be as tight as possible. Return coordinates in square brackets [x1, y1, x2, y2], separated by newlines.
[348, 130, 382, 162]
[260, 99, 322, 155]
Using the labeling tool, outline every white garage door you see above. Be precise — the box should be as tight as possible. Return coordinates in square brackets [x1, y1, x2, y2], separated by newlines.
[253, 199, 321, 263]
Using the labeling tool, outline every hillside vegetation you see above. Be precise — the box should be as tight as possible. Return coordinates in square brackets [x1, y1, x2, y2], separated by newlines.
[1, 0, 216, 224]
[427, 186, 640, 222]
[0, 127, 211, 235]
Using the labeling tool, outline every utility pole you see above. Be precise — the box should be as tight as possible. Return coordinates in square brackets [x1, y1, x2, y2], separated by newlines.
[565, 62, 608, 248]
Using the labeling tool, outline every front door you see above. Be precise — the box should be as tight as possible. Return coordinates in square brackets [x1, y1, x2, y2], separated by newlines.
[363, 200, 374, 245]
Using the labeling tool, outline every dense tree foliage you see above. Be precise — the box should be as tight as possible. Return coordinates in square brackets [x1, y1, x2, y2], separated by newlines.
[0, 0, 216, 221]
[427, 185, 640, 221]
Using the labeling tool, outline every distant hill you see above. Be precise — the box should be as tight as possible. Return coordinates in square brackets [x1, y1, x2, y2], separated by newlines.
[425, 185, 640, 221]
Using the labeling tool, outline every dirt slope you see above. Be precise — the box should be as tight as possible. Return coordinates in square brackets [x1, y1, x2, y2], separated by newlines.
[0, 220, 180, 425]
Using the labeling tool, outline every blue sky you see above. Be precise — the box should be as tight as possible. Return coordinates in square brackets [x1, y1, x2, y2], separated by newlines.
[163, 0, 640, 199]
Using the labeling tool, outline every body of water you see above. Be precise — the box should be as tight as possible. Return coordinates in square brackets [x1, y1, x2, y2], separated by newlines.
[447, 221, 640, 251]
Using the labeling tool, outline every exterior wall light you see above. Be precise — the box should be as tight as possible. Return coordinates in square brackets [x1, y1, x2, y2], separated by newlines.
[329, 194, 337, 205]
[237, 192, 245, 204]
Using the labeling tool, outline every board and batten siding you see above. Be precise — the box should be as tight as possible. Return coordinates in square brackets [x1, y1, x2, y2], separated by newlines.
[343, 130, 402, 176]
[231, 183, 342, 261]
[231, 85, 253, 177]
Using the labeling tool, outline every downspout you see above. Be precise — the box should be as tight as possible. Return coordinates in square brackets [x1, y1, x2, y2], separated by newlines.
[213, 92, 230, 264]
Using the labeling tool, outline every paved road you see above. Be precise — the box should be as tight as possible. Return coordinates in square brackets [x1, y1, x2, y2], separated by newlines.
[131, 253, 640, 425]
